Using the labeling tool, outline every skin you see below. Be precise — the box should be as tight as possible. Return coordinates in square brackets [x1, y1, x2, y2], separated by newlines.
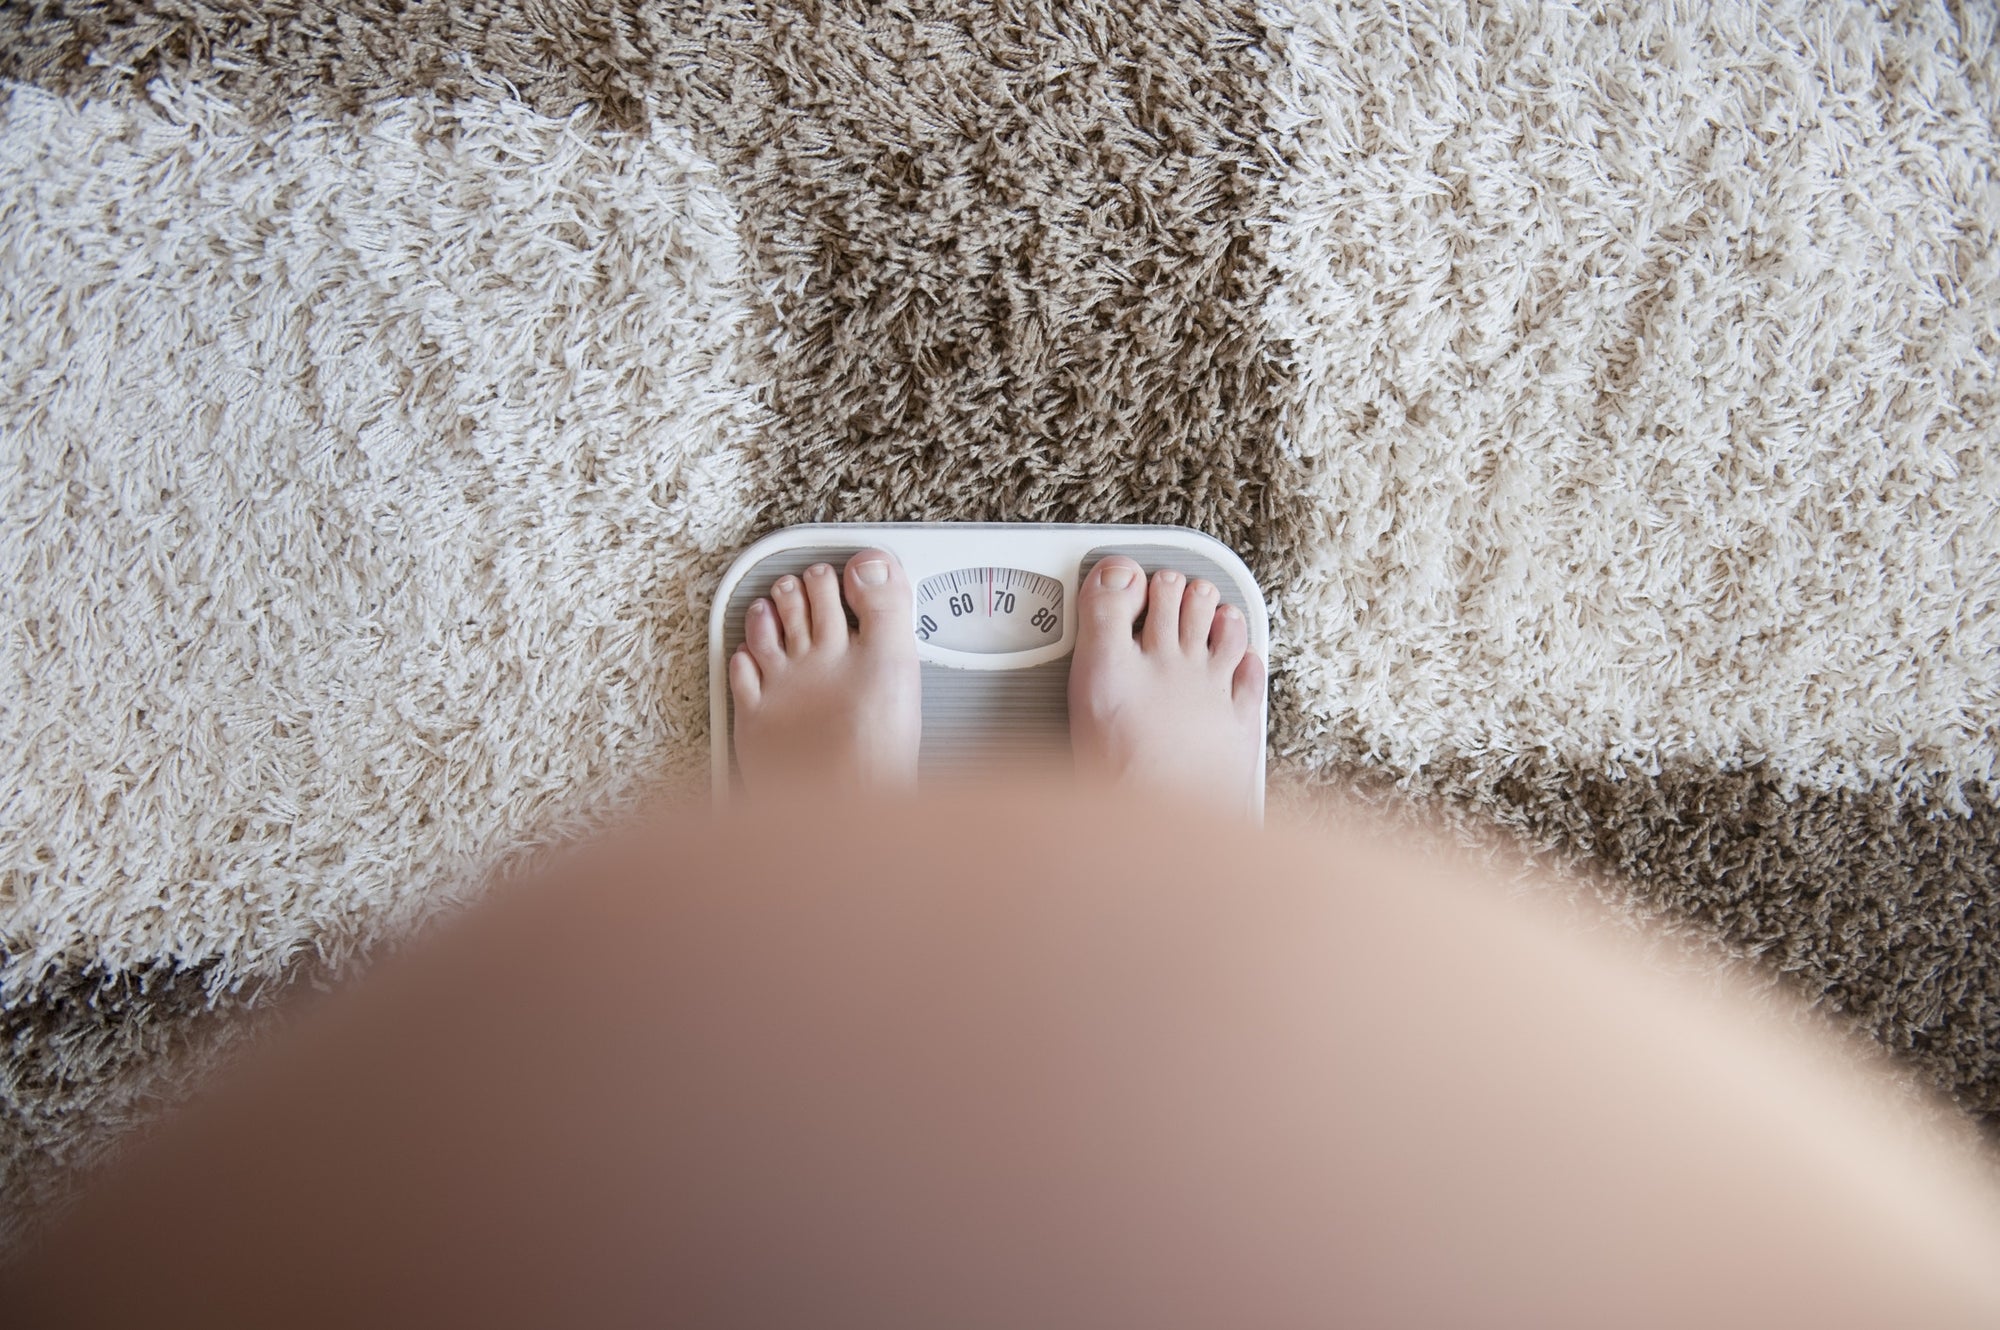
[4, 785, 1998, 1327]
[728, 553, 923, 793]
[1065, 555, 1266, 820]
[730, 549, 1267, 814]
[7, 553, 1999, 1325]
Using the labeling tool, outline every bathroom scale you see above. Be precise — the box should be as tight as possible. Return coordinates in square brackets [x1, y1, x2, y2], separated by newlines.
[709, 523, 1270, 817]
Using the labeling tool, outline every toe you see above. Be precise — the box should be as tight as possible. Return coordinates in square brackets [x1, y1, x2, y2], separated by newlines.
[803, 562, 848, 653]
[843, 548, 914, 651]
[770, 574, 811, 655]
[727, 644, 761, 708]
[1209, 600, 1248, 671]
[1232, 650, 1267, 709]
[1141, 569, 1184, 653]
[745, 599, 786, 672]
[1076, 557, 1147, 657]
[1179, 578, 1220, 653]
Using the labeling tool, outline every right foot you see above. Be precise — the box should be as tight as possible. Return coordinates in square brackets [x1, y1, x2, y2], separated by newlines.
[1067, 557, 1266, 818]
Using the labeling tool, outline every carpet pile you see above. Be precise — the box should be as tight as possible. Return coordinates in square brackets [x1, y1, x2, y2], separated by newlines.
[4, 0, 1998, 1236]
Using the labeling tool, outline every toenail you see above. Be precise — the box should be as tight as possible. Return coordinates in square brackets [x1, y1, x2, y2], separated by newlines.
[1219, 603, 1240, 619]
[808, 563, 832, 577]
[854, 559, 889, 586]
[1160, 571, 1183, 585]
[1100, 565, 1136, 589]
[750, 601, 769, 616]
[776, 576, 797, 593]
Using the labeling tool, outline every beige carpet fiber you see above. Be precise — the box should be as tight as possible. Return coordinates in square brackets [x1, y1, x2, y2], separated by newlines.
[4, 0, 1998, 1236]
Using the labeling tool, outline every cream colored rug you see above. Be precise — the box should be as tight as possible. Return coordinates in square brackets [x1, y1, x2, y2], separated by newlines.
[4, 0, 1997, 1236]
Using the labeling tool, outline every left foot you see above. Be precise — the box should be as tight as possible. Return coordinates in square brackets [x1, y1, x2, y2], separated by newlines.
[728, 549, 921, 795]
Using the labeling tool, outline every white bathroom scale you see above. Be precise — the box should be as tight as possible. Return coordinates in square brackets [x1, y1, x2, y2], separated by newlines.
[709, 523, 1270, 816]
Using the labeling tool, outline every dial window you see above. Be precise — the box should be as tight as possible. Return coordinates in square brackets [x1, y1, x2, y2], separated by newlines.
[914, 567, 1064, 654]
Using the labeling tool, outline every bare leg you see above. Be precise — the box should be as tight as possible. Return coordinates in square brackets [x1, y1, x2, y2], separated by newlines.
[6, 783, 1998, 1328]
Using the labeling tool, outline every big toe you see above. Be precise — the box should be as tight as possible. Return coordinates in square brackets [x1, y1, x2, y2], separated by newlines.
[843, 548, 914, 647]
[1233, 650, 1267, 710]
[1076, 556, 1147, 657]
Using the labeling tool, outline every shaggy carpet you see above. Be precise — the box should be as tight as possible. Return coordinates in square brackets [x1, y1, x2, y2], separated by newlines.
[4, 0, 1998, 1236]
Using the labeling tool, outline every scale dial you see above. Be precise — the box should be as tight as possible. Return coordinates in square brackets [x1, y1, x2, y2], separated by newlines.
[914, 566, 1064, 654]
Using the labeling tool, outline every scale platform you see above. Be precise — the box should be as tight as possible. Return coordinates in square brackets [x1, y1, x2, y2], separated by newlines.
[709, 523, 1270, 816]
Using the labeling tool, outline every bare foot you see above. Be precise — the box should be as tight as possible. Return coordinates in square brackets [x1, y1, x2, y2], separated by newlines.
[729, 549, 921, 795]
[1068, 557, 1266, 818]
